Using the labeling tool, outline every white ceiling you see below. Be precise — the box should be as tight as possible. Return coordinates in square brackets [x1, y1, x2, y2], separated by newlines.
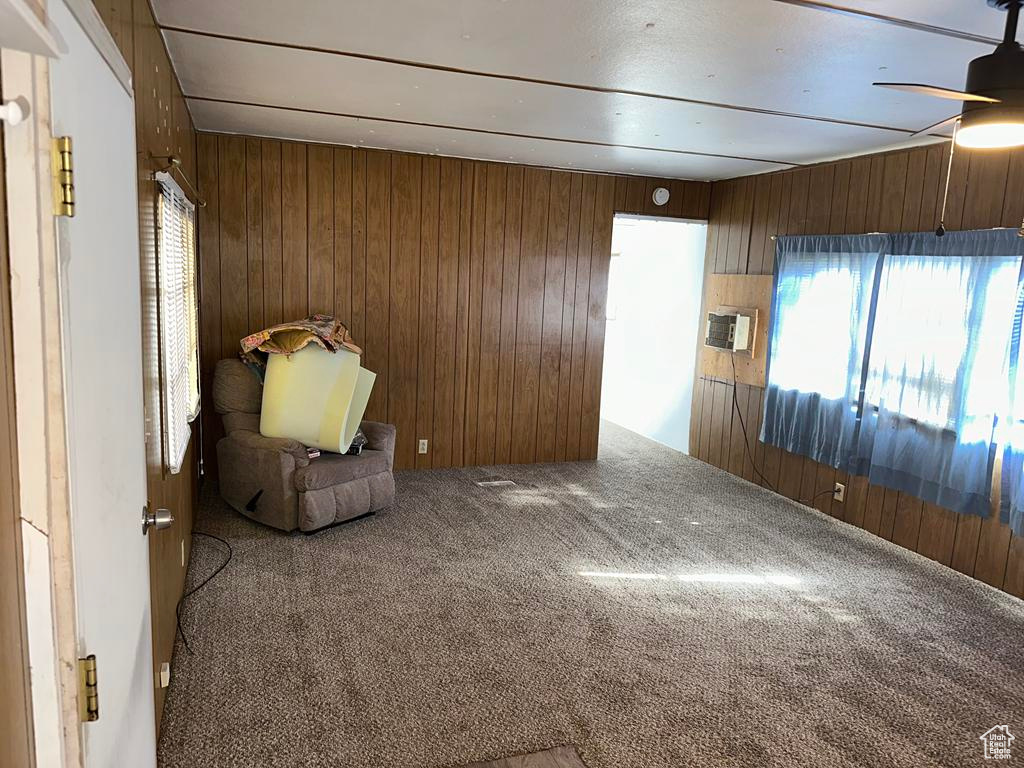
[152, 0, 1015, 181]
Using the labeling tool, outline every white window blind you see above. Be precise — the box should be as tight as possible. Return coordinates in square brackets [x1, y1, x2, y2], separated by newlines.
[157, 171, 200, 474]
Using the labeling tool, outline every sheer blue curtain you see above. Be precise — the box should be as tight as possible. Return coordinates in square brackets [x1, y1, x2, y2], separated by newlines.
[760, 235, 885, 467]
[763, 228, 1024, 520]
[853, 231, 1022, 517]
[1001, 265, 1024, 537]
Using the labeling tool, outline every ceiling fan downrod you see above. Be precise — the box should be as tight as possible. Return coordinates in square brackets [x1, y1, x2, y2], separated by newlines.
[999, 0, 1021, 45]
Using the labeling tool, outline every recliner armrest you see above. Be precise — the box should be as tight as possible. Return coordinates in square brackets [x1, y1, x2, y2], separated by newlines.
[230, 430, 310, 468]
[360, 421, 396, 465]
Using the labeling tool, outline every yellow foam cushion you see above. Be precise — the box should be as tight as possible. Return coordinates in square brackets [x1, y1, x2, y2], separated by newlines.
[260, 345, 376, 453]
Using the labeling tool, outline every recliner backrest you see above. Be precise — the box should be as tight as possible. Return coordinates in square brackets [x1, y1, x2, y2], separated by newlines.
[213, 359, 263, 415]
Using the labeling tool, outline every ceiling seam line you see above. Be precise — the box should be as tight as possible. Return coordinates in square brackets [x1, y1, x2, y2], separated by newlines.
[769, 0, 1002, 46]
[183, 94, 807, 166]
[160, 24, 927, 136]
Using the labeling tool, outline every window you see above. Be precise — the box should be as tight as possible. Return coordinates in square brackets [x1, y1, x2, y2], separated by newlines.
[157, 172, 200, 474]
[1001, 285, 1024, 537]
[762, 229, 1024, 519]
[864, 250, 1019, 437]
[761, 235, 884, 469]
[768, 239, 882, 401]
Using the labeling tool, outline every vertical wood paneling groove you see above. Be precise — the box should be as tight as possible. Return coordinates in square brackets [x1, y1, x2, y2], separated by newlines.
[333, 147, 353, 328]
[555, 174, 584, 463]
[537, 172, 571, 463]
[566, 175, 596, 462]
[464, 163, 487, 466]
[364, 151, 392, 422]
[218, 136, 248, 360]
[511, 169, 551, 463]
[351, 150, 368, 349]
[477, 164, 507, 466]
[244, 139, 264, 332]
[432, 158, 462, 468]
[307, 146, 335, 315]
[261, 141, 283, 327]
[388, 153, 421, 470]
[452, 161, 474, 466]
[495, 166, 525, 465]
[580, 176, 616, 458]
[415, 157, 440, 470]
[281, 142, 308, 321]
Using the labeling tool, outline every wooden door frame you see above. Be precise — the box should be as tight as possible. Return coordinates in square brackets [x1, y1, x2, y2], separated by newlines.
[1, 45, 84, 768]
[0, 56, 35, 768]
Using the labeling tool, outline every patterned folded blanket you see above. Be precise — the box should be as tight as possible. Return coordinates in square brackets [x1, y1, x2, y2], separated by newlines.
[240, 314, 361, 371]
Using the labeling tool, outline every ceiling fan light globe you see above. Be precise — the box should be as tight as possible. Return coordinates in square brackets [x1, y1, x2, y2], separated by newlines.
[956, 121, 1024, 148]
[951, 25, 1024, 149]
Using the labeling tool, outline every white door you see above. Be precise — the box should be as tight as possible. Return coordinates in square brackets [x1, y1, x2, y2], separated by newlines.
[49, 1, 156, 765]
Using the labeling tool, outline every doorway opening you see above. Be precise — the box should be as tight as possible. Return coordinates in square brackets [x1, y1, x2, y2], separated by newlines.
[600, 215, 708, 454]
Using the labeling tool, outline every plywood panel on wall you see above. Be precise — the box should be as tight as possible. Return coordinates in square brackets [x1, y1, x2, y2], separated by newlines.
[693, 143, 1024, 600]
[700, 273, 773, 387]
[197, 136, 711, 472]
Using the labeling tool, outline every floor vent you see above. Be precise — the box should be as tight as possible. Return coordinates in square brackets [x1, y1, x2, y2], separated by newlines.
[475, 478, 517, 488]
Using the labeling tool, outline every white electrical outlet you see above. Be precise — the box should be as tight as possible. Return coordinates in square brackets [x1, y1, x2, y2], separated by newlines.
[160, 662, 171, 688]
[418, 439, 429, 454]
[833, 482, 846, 502]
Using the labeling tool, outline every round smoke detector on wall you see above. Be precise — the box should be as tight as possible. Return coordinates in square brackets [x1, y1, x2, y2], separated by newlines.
[652, 186, 670, 206]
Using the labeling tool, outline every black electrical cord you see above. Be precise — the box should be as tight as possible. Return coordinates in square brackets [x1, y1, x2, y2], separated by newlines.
[729, 354, 835, 508]
[175, 531, 233, 656]
[804, 489, 838, 505]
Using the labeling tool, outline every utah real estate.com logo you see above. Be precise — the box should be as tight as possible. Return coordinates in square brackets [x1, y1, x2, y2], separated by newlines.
[980, 725, 1015, 760]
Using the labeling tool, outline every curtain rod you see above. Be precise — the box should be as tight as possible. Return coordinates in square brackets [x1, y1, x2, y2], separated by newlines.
[770, 232, 884, 239]
[151, 154, 207, 207]
[770, 226, 1024, 240]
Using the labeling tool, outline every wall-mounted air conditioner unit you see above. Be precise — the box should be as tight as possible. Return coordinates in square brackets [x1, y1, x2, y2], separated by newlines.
[705, 307, 758, 355]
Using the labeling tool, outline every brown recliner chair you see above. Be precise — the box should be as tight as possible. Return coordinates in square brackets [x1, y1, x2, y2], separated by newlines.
[212, 359, 396, 532]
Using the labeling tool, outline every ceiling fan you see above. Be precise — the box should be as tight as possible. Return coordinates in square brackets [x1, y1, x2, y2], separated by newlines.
[873, 0, 1024, 148]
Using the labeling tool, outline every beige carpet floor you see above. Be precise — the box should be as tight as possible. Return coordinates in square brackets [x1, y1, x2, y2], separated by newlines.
[157, 422, 1024, 768]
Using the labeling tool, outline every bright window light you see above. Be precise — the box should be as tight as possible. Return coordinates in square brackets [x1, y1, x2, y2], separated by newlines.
[770, 265, 868, 399]
[577, 571, 668, 580]
[157, 172, 200, 475]
[865, 255, 1019, 435]
[577, 571, 801, 586]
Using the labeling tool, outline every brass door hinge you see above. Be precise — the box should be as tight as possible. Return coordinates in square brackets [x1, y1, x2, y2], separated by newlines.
[77, 654, 99, 722]
[52, 136, 75, 217]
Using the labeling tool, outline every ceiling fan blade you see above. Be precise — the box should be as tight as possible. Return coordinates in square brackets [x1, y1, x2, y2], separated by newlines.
[873, 82, 1000, 103]
[911, 114, 961, 138]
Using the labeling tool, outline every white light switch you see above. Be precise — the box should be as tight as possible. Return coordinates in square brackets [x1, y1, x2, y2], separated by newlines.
[418, 439, 429, 454]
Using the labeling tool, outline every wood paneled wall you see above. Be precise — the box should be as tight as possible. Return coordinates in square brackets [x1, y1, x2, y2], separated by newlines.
[196, 135, 710, 472]
[95, 0, 198, 728]
[692, 142, 1024, 599]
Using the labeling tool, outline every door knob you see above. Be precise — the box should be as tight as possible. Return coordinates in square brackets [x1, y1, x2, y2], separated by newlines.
[0, 99, 26, 127]
[142, 505, 173, 534]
